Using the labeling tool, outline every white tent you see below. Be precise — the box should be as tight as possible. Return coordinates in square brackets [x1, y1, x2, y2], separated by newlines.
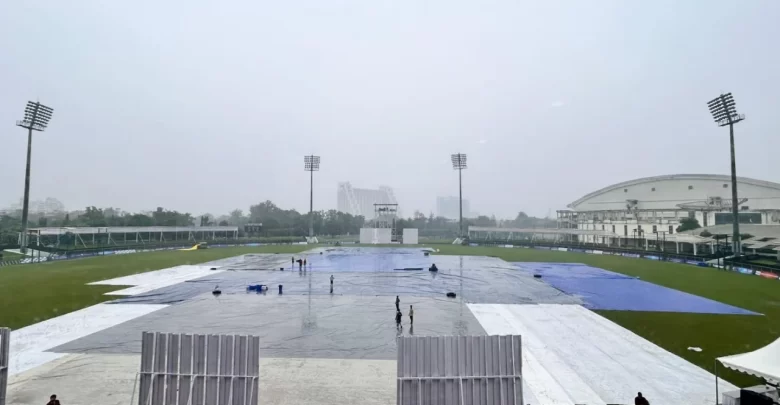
[718, 337, 780, 384]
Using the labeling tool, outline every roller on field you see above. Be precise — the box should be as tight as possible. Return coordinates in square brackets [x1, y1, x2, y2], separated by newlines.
[180, 242, 209, 251]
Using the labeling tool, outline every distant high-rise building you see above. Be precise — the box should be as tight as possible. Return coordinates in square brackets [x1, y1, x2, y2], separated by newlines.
[337, 182, 398, 219]
[437, 196, 470, 220]
[2, 197, 65, 216]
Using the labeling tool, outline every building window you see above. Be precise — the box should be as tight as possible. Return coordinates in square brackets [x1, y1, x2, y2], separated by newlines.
[669, 225, 674, 234]
[624, 225, 628, 236]
[612, 225, 616, 233]
[652, 225, 657, 233]
[651, 187, 656, 192]
[688, 185, 694, 190]
[624, 189, 628, 193]
[723, 184, 728, 188]
[638, 225, 643, 231]
[715, 212, 762, 225]
[602, 225, 605, 230]
[741, 206, 750, 211]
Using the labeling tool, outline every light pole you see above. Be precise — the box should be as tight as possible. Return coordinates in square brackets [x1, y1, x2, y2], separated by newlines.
[304, 155, 320, 239]
[655, 231, 668, 260]
[715, 235, 730, 270]
[707, 93, 745, 256]
[632, 229, 644, 249]
[16, 101, 54, 253]
[451, 153, 467, 239]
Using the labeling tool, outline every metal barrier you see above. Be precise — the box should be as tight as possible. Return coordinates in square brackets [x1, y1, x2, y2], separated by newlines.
[136, 332, 260, 405]
[397, 335, 523, 405]
[723, 259, 780, 276]
[0, 328, 9, 405]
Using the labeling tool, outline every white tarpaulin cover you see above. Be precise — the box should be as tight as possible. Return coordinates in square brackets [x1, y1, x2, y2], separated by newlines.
[718, 337, 780, 384]
[469, 303, 736, 405]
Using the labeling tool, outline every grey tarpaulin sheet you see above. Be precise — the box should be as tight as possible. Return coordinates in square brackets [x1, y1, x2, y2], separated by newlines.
[52, 295, 484, 360]
[110, 249, 581, 306]
[53, 248, 577, 361]
[201, 253, 291, 271]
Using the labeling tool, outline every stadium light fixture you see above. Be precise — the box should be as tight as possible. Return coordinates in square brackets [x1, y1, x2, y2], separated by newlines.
[15, 101, 54, 253]
[451, 153, 467, 239]
[304, 155, 321, 238]
[707, 93, 745, 256]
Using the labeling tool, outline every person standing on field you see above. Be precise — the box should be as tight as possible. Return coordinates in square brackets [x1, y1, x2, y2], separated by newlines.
[635, 392, 649, 405]
[409, 305, 414, 325]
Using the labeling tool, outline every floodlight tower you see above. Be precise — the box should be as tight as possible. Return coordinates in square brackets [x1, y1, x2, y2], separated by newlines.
[451, 153, 467, 238]
[707, 93, 745, 256]
[16, 101, 54, 253]
[304, 155, 320, 238]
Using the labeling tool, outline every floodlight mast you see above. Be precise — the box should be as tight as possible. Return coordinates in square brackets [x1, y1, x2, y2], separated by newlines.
[707, 93, 745, 256]
[15, 101, 54, 253]
[304, 155, 320, 238]
[451, 153, 467, 238]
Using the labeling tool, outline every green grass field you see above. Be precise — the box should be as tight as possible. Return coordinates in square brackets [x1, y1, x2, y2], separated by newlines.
[0, 245, 308, 330]
[1, 243, 777, 386]
[1, 250, 24, 261]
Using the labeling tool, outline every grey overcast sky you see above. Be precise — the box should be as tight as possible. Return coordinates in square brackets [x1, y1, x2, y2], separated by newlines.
[1, 0, 778, 218]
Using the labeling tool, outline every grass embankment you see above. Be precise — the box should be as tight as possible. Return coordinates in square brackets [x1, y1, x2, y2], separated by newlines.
[1, 250, 24, 260]
[434, 245, 780, 386]
[0, 245, 308, 330]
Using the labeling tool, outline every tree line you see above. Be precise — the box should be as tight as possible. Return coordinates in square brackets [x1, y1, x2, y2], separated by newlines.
[0, 200, 553, 244]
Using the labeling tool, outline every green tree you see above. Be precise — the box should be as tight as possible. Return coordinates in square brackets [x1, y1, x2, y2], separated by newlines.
[60, 232, 76, 247]
[472, 215, 494, 227]
[80, 206, 106, 226]
[0, 214, 22, 244]
[152, 207, 193, 226]
[677, 217, 701, 232]
[229, 209, 245, 225]
[248, 200, 307, 236]
[126, 214, 154, 226]
[508, 211, 555, 228]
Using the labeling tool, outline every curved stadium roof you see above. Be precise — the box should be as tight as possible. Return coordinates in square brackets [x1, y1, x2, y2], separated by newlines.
[567, 174, 780, 209]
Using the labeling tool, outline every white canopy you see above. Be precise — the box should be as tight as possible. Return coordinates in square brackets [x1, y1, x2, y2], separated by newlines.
[718, 338, 780, 384]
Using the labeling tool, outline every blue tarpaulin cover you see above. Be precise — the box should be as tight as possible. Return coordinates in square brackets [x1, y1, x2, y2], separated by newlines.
[515, 262, 758, 315]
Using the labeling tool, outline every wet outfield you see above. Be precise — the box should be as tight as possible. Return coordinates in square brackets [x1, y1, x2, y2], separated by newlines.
[52, 247, 755, 361]
[11, 247, 749, 405]
[53, 247, 580, 359]
[108, 247, 580, 305]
